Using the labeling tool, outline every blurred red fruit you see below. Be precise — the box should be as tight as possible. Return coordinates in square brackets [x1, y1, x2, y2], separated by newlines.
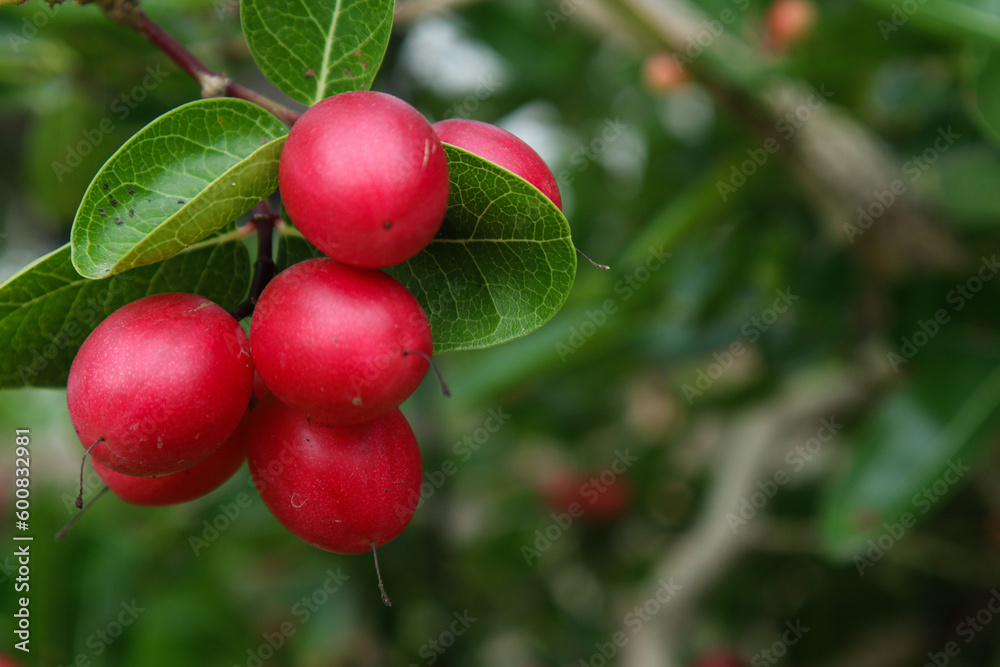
[765, 0, 817, 54]
[643, 52, 689, 93]
[541, 469, 632, 522]
[694, 650, 747, 667]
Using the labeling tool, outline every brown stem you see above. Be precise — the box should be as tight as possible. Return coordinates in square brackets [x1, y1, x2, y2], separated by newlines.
[371, 540, 392, 607]
[76, 436, 105, 509]
[230, 201, 279, 321]
[96, 0, 301, 125]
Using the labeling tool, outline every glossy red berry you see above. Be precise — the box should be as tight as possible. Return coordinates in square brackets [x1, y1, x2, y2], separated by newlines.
[433, 118, 561, 209]
[279, 91, 450, 268]
[247, 396, 422, 554]
[92, 413, 249, 506]
[67, 293, 253, 476]
[249, 258, 433, 425]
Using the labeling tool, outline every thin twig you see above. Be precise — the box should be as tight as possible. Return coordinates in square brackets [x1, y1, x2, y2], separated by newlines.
[57, 487, 109, 541]
[96, 0, 301, 125]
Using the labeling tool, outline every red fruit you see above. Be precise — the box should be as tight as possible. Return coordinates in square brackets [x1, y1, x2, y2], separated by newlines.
[250, 258, 432, 425]
[694, 650, 746, 667]
[279, 91, 450, 268]
[252, 370, 270, 401]
[541, 469, 632, 522]
[92, 413, 249, 506]
[67, 293, 253, 476]
[247, 396, 422, 554]
[0, 655, 23, 667]
[765, 0, 817, 53]
[643, 52, 689, 93]
[432, 119, 562, 209]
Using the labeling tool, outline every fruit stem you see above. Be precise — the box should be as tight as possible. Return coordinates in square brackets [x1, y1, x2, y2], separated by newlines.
[231, 201, 279, 321]
[371, 540, 392, 607]
[93, 0, 301, 126]
[56, 486, 109, 542]
[575, 247, 611, 271]
[76, 436, 105, 509]
[403, 349, 451, 397]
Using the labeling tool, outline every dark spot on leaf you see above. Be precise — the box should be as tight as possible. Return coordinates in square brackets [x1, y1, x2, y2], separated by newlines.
[102, 182, 109, 190]
[109, 196, 118, 206]
[113, 218, 123, 225]
[128, 188, 135, 195]
[98, 207, 105, 216]
[177, 199, 185, 204]
[129, 209, 134, 217]
[304, 67, 315, 78]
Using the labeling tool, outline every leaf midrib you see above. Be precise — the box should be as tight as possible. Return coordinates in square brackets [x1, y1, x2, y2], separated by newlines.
[313, 0, 345, 105]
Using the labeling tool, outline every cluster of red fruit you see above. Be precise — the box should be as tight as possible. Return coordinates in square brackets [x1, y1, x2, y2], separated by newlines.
[65, 92, 561, 561]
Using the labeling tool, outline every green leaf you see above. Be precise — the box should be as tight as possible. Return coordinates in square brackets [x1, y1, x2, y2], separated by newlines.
[384, 145, 577, 353]
[70, 98, 287, 280]
[821, 341, 1000, 558]
[275, 228, 324, 272]
[241, 0, 393, 106]
[0, 237, 251, 388]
